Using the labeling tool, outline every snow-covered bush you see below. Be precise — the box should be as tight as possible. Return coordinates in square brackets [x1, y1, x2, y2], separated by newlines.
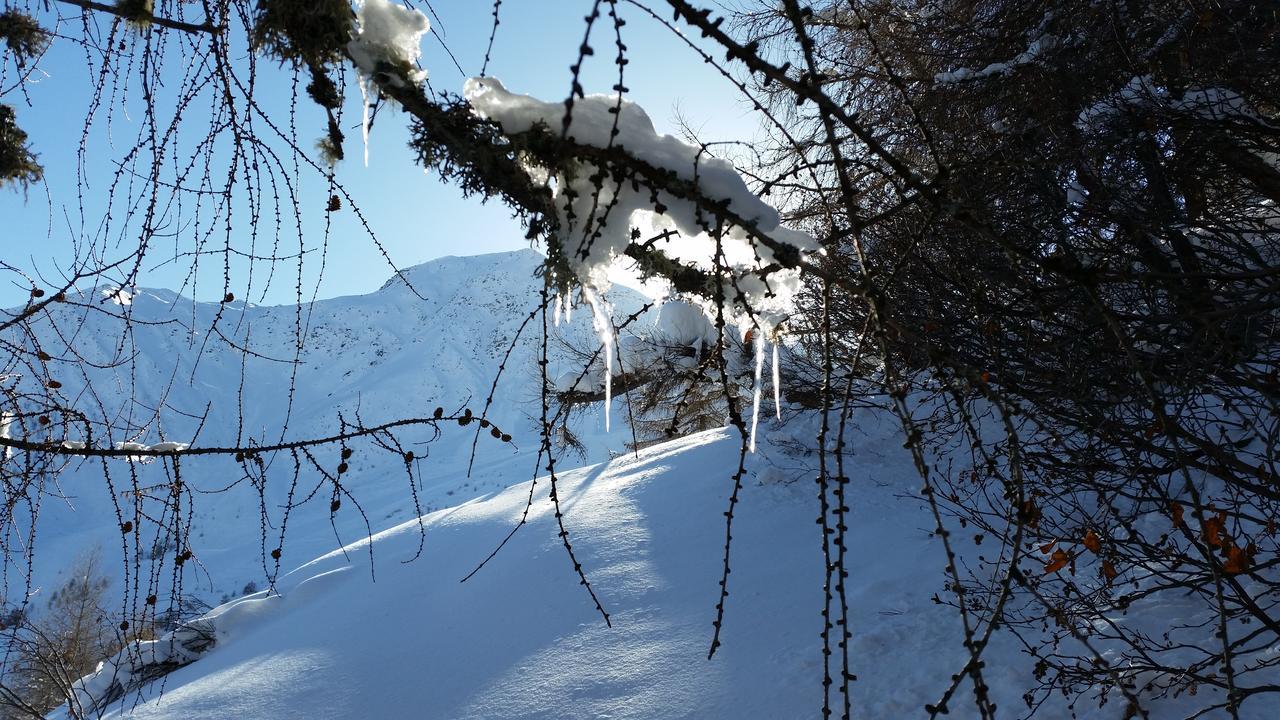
[1, 553, 121, 717]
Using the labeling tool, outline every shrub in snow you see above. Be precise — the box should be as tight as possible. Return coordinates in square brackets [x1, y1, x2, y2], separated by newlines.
[63, 619, 215, 717]
[3, 553, 123, 717]
[654, 300, 717, 354]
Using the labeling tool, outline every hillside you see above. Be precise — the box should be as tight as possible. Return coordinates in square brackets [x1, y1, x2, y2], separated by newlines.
[61, 419, 1278, 719]
[4, 249, 644, 605]
[12, 252, 1277, 720]
[67, 421, 992, 720]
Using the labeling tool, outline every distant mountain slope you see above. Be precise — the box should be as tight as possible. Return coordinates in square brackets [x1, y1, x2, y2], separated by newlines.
[4, 249, 644, 603]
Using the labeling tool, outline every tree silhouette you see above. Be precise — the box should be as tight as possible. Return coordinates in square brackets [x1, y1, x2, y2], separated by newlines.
[0, 1, 1277, 718]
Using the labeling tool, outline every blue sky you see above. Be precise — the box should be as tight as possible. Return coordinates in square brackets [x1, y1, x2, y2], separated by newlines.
[0, 1, 758, 307]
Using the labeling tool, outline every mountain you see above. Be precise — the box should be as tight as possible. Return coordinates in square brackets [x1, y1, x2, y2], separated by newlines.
[3, 249, 644, 604]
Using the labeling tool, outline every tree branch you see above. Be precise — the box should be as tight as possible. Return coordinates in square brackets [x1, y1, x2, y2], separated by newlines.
[0, 414, 467, 458]
[55, 0, 221, 35]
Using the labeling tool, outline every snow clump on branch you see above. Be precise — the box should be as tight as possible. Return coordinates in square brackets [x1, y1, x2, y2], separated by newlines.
[348, 0, 429, 166]
[465, 78, 807, 444]
[347, 0, 429, 86]
[462, 77, 818, 336]
[111, 440, 189, 463]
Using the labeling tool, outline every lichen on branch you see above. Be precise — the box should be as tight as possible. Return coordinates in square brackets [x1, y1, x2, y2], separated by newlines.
[0, 9, 49, 65]
[252, 0, 353, 67]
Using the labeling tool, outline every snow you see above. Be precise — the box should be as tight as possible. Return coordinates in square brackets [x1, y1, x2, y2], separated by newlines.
[348, 0, 430, 165]
[1172, 87, 1269, 124]
[652, 300, 715, 351]
[458, 79, 813, 432]
[114, 441, 154, 463]
[347, 0, 429, 85]
[461, 76, 784, 232]
[105, 440, 189, 454]
[934, 35, 1059, 84]
[462, 77, 816, 335]
[58, 423, 981, 720]
[102, 286, 133, 305]
[582, 286, 614, 431]
[1072, 77, 1270, 135]
[770, 342, 781, 419]
[553, 369, 600, 394]
[1075, 75, 1161, 132]
[4, 249, 645, 613]
[749, 334, 763, 452]
[57, 413, 1279, 719]
[67, 621, 214, 716]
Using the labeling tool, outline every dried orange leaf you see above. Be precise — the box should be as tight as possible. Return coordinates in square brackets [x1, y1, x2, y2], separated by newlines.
[1202, 512, 1227, 549]
[1223, 545, 1250, 575]
[1044, 548, 1071, 574]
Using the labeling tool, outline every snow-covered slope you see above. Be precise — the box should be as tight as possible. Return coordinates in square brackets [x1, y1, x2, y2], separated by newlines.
[70, 423, 951, 719]
[67, 417, 1276, 719]
[6, 249, 643, 604]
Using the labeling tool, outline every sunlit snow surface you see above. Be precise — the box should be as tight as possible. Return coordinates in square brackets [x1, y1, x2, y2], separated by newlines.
[78, 426, 911, 719]
[63, 417, 1279, 719]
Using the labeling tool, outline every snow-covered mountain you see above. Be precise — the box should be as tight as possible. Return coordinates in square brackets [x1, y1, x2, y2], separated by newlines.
[5, 249, 643, 604]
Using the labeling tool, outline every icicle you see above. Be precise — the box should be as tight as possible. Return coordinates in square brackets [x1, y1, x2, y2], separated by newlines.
[583, 287, 613, 432]
[358, 77, 373, 167]
[0, 412, 11, 461]
[603, 342, 612, 432]
[772, 340, 782, 420]
[750, 333, 764, 452]
[553, 291, 563, 327]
